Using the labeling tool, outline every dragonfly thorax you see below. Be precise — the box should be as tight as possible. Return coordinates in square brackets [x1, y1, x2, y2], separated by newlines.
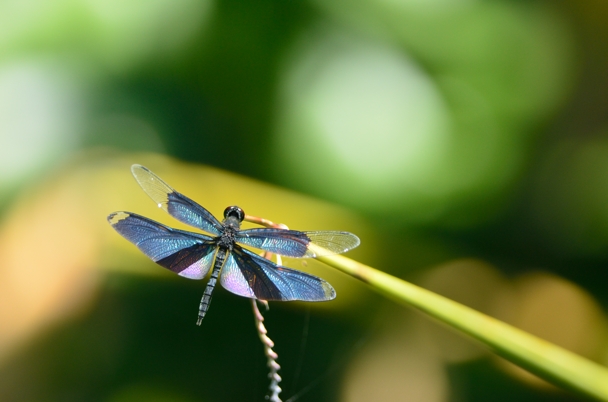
[217, 225, 238, 249]
[219, 206, 244, 249]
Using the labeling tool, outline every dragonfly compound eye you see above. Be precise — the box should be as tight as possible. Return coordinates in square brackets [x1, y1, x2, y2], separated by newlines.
[224, 206, 245, 222]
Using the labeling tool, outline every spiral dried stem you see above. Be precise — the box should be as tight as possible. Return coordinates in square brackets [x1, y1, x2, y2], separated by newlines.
[245, 215, 291, 401]
[252, 295, 282, 402]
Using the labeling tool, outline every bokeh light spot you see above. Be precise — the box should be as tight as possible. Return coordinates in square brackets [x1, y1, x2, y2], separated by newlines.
[493, 272, 607, 387]
[84, 0, 211, 70]
[0, 170, 100, 362]
[0, 59, 83, 190]
[343, 327, 448, 402]
[276, 28, 450, 215]
[309, 45, 449, 184]
[414, 259, 507, 363]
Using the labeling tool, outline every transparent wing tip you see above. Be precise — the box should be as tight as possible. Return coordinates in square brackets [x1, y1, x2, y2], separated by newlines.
[107, 211, 129, 225]
[348, 234, 361, 250]
[131, 163, 146, 172]
[131, 164, 152, 179]
[306, 232, 361, 257]
[323, 282, 337, 300]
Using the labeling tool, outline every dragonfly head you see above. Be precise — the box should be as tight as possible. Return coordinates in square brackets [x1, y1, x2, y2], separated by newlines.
[223, 205, 245, 226]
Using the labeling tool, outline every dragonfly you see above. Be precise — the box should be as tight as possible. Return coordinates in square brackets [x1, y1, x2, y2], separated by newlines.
[108, 165, 360, 325]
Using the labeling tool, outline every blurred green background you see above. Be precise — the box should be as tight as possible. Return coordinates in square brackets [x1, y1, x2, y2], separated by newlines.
[0, 0, 607, 401]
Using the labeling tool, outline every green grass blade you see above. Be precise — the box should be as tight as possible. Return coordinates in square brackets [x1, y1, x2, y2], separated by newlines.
[317, 253, 608, 401]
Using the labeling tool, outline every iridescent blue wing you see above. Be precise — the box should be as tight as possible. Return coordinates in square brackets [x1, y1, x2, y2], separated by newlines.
[131, 164, 224, 236]
[108, 212, 216, 279]
[219, 246, 336, 301]
[235, 228, 360, 258]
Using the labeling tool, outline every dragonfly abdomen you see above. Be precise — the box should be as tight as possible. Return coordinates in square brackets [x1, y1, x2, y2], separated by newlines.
[196, 247, 228, 325]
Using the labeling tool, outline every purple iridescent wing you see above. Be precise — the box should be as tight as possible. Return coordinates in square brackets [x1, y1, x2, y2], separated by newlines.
[235, 228, 360, 258]
[131, 164, 224, 236]
[108, 212, 216, 279]
[219, 246, 336, 301]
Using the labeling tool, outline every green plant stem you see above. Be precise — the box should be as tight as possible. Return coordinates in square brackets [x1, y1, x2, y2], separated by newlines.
[316, 253, 608, 401]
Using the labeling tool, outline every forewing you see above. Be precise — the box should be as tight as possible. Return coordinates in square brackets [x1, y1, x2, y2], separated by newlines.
[220, 247, 335, 301]
[131, 164, 223, 235]
[236, 228, 360, 258]
[108, 212, 216, 279]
